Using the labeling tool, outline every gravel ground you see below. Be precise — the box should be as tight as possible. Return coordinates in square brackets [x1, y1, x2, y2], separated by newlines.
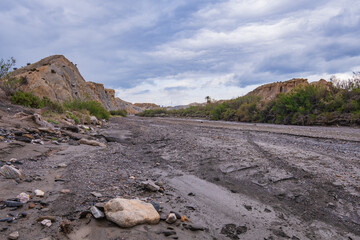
[1, 116, 360, 240]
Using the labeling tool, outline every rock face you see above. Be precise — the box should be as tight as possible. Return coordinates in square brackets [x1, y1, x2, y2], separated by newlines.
[248, 78, 308, 101]
[247, 78, 332, 101]
[104, 198, 160, 228]
[11, 55, 141, 113]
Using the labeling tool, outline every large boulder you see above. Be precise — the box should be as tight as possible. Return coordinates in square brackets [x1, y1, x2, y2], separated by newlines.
[104, 198, 160, 228]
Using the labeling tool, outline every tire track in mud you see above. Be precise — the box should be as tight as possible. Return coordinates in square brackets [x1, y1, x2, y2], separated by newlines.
[245, 132, 360, 236]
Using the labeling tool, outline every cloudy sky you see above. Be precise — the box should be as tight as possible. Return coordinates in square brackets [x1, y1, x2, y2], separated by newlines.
[1, 1, 360, 105]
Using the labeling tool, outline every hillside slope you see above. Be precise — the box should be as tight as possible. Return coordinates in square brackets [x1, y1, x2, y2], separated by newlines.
[11, 55, 141, 114]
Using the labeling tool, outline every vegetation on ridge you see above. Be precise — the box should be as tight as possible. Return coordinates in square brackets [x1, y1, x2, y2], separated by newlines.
[137, 73, 360, 126]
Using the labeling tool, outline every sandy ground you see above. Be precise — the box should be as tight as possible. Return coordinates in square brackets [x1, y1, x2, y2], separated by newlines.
[1, 115, 360, 240]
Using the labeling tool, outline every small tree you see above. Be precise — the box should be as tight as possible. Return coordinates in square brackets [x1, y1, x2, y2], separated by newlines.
[205, 96, 211, 104]
[0, 57, 23, 96]
[0, 57, 16, 79]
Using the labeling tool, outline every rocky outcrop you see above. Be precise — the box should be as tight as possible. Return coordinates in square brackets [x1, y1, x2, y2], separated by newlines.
[248, 78, 308, 101]
[247, 78, 331, 101]
[11, 55, 140, 113]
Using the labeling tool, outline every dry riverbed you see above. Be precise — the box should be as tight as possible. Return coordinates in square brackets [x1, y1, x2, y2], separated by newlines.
[1, 115, 360, 240]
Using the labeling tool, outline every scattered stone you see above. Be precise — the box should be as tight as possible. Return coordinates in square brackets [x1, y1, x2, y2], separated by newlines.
[14, 136, 32, 143]
[95, 202, 105, 210]
[90, 116, 99, 125]
[57, 163, 67, 168]
[166, 213, 177, 224]
[40, 238, 53, 240]
[78, 138, 106, 147]
[185, 205, 196, 211]
[41, 219, 52, 227]
[65, 126, 79, 133]
[272, 228, 290, 238]
[187, 224, 205, 231]
[170, 211, 181, 219]
[32, 139, 44, 145]
[0, 165, 23, 179]
[28, 203, 36, 209]
[0, 217, 12, 222]
[4, 201, 23, 207]
[264, 208, 272, 213]
[91, 192, 102, 198]
[20, 212, 27, 218]
[244, 205, 252, 211]
[162, 230, 176, 237]
[79, 210, 92, 219]
[1, 226, 8, 232]
[34, 189, 45, 197]
[60, 219, 73, 234]
[221, 224, 248, 239]
[8, 231, 19, 240]
[16, 192, 30, 203]
[188, 192, 195, 196]
[60, 189, 70, 194]
[180, 216, 189, 222]
[327, 202, 335, 208]
[104, 198, 160, 228]
[90, 206, 105, 219]
[37, 216, 56, 222]
[23, 134, 34, 139]
[129, 176, 135, 179]
[142, 180, 160, 192]
[34, 115, 55, 129]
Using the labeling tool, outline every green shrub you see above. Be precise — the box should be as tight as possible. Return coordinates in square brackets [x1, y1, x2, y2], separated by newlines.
[63, 100, 110, 120]
[42, 96, 64, 113]
[110, 109, 127, 117]
[137, 108, 168, 117]
[11, 91, 43, 108]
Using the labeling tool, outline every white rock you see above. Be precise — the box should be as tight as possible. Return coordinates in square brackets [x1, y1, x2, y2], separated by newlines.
[34, 189, 45, 197]
[8, 231, 19, 240]
[57, 163, 67, 168]
[17, 192, 30, 203]
[41, 219, 52, 227]
[104, 198, 160, 228]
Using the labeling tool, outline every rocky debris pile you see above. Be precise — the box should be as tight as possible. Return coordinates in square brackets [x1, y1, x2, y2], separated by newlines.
[0, 112, 108, 151]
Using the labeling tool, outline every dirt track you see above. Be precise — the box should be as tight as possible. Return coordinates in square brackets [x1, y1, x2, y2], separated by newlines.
[1, 116, 360, 240]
